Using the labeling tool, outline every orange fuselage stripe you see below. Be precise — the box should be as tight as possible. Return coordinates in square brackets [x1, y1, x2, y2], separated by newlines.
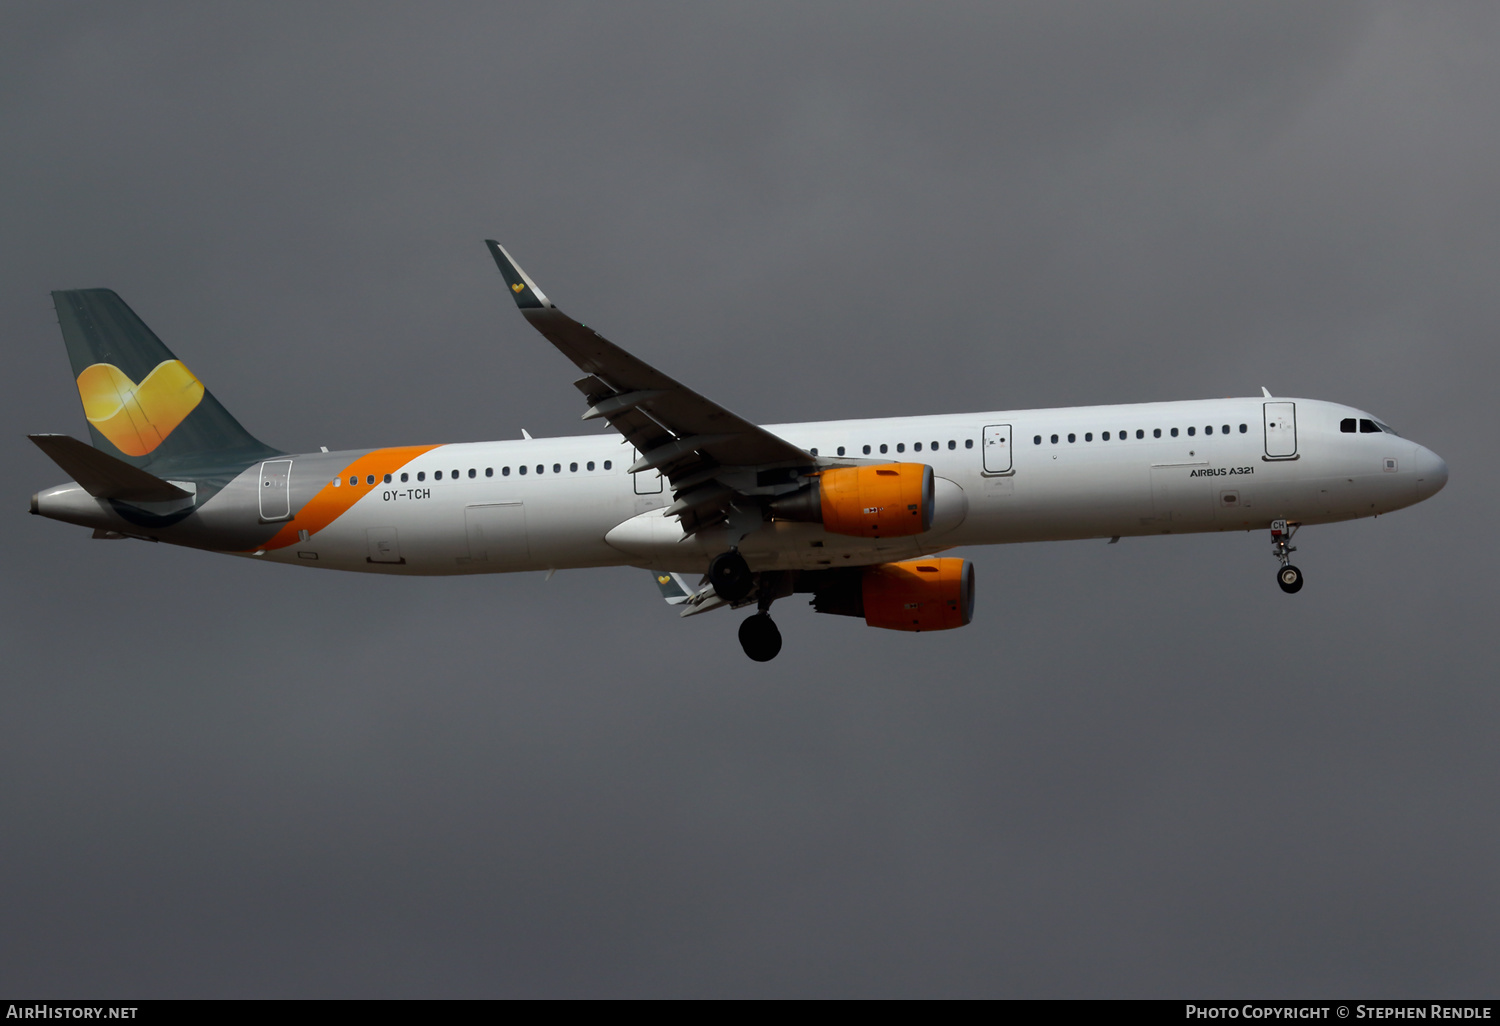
[257, 445, 441, 551]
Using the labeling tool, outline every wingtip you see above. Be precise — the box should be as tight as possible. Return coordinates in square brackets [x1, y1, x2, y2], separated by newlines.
[484, 239, 551, 310]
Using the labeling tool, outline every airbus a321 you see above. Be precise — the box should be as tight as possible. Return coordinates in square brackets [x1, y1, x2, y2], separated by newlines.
[29, 241, 1449, 660]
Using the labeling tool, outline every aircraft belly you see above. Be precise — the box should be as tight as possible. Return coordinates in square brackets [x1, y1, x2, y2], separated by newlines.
[604, 508, 928, 574]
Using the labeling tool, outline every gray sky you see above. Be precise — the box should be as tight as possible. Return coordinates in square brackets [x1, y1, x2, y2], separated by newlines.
[3, 2, 1496, 997]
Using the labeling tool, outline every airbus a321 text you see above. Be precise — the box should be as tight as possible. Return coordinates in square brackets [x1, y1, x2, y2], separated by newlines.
[29, 241, 1449, 660]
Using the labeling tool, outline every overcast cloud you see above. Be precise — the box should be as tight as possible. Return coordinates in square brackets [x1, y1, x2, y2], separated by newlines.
[2, 2, 1496, 997]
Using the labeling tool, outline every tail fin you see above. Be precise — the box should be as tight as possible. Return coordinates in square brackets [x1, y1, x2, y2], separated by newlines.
[51, 289, 280, 471]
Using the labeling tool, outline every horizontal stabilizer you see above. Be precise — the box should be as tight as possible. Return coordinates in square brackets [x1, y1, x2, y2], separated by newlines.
[29, 434, 192, 502]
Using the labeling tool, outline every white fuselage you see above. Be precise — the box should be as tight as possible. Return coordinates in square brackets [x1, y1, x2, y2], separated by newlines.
[202, 396, 1443, 576]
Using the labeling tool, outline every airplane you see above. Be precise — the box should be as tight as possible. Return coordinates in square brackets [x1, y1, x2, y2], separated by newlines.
[29, 241, 1449, 661]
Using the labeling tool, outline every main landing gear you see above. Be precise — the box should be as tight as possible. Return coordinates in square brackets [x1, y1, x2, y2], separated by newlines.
[708, 548, 754, 602]
[1270, 520, 1303, 594]
[712, 550, 786, 661]
[738, 612, 783, 662]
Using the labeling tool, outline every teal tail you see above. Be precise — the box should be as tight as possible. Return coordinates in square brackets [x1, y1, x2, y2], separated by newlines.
[52, 289, 280, 472]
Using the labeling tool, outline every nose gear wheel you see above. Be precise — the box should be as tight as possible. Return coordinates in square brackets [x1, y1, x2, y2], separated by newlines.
[1277, 565, 1303, 593]
[1269, 520, 1304, 594]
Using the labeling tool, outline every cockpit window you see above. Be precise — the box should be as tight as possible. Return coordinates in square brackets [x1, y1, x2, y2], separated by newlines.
[1359, 418, 1380, 433]
[1341, 418, 1356, 433]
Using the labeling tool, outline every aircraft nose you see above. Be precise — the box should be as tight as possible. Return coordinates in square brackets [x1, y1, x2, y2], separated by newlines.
[1413, 444, 1448, 498]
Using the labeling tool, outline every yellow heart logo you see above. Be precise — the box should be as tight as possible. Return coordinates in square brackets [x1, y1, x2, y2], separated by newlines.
[511, 283, 525, 293]
[76, 360, 205, 457]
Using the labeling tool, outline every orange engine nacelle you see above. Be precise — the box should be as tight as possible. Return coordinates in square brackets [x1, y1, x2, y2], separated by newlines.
[860, 558, 975, 632]
[774, 463, 934, 538]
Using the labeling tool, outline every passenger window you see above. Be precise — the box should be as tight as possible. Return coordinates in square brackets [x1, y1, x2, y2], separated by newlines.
[1068, 433, 1076, 443]
[1153, 429, 1161, 438]
[383, 474, 392, 484]
[896, 443, 905, 453]
[485, 468, 493, 477]
[1136, 429, 1144, 439]
[1085, 432, 1092, 442]
[931, 441, 939, 450]
[587, 461, 595, 471]
[1034, 435, 1042, 445]
[880, 444, 888, 454]
[1239, 424, 1248, 433]
[965, 439, 973, 449]
[468, 469, 476, 479]
[863, 445, 871, 455]
[417, 472, 425, 482]
[401, 472, 408, 483]
[1102, 432, 1110, 441]
[1360, 419, 1380, 433]
[1050, 434, 1058, 444]
[837, 446, 846, 456]
[435, 470, 443, 480]
[502, 467, 510, 476]
[1222, 425, 1230, 435]
[519, 466, 527, 475]
[452, 470, 459, 478]
[948, 440, 956, 450]
[332, 477, 341, 487]
[349, 476, 358, 486]
[570, 462, 578, 472]
[1204, 426, 1213, 435]
[1187, 427, 1196, 436]
[1171, 428, 1179, 437]
[537, 465, 545, 474]
[914, 442, 922, 452]
[553, 464, 560, 473]
[603, 460, 612, 470]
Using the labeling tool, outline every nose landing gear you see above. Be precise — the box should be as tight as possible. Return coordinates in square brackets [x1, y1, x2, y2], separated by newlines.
[1271, 520, 1303, 594]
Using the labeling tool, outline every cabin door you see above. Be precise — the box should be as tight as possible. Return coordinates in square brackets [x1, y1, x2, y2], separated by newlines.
[1263, 402, 1298, 459]
[258, 459, 292, 521]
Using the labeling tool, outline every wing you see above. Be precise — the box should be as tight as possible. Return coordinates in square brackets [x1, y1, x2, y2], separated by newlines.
[486, 240, 816, 535]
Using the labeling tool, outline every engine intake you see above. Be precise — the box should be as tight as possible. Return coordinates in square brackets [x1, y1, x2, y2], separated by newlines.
[770, 463, 934, 538]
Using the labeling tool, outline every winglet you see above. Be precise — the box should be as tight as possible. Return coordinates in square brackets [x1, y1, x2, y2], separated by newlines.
[652, 570, 694, 606]
[485, 240, 553, 310]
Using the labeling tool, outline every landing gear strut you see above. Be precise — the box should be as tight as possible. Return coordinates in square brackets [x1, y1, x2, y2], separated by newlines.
[709, 548, 754, 602]
[1270, 520, 1303, 594]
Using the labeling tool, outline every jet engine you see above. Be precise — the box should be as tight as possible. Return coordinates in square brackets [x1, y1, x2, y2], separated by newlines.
[769, 463, 934, 538]
[810, 557, 975, 632]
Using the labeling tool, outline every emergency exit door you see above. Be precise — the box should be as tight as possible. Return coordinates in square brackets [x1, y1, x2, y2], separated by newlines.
[631, 449, 664, 494]
[982, 424, 1013, 474]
